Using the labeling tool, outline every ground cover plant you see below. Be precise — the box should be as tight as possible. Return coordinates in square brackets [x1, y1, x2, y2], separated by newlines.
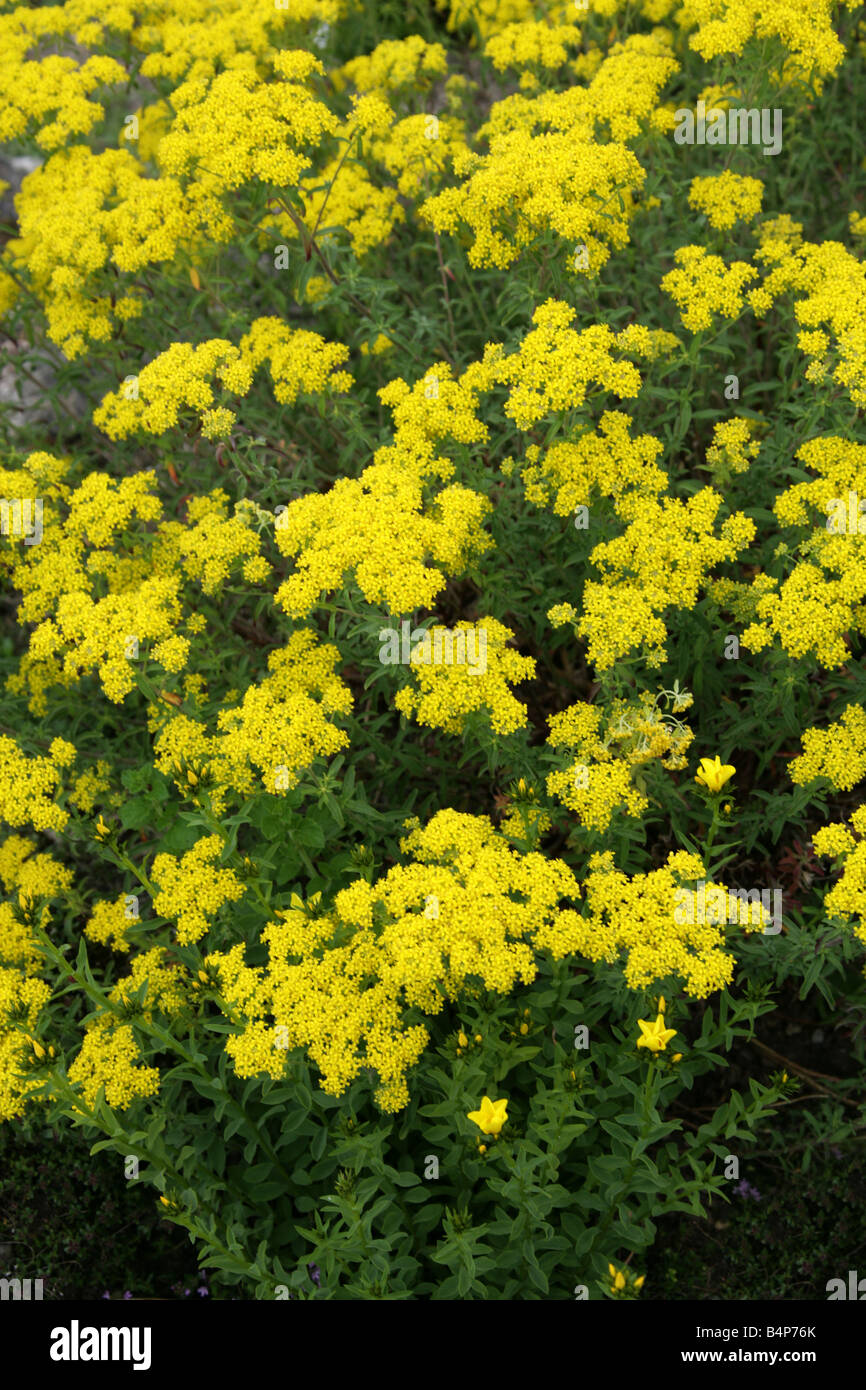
[1, 0, 866, 1302]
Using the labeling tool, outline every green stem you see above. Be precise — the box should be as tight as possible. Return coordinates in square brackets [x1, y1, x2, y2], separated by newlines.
[703, 797, 722, 858]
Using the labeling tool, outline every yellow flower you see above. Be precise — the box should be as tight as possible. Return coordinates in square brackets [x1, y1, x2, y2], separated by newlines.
[474, 1034, 482, 1043]
[636, 1013, 677, 1052]
[152, 835, 245, 945]
[688, 172, 763, 232]
[695, 755, 735, 793]
[478, 1143, 487, 1155]
[94, 815, 111, 841]
[658, 994, 666, 1014]
[672, 1053, 683, 1063]
[635, 1275, 645, 1290]
[467, 1095, 508, 1137]
[520, 1022, 529, 1035]
[608, 1264, 627, 1291]
[458, 1031, 469, 1048]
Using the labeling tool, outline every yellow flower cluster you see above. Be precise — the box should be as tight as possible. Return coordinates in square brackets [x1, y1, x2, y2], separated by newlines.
[677, 0, 851, 88]
[217, 809, 582, 1110]
[273, 363, 493, 616]
[442, 0, 576, 42]
[746, 237, 866, 407]
[546, 690, 694, 832]
[420, 34, 678, 269]
[813, 806, 866, 947]
[93, 320, 352, 439]
[300, 156, 404, 258]
[484, 21, 583, 73]
[662, 245, 758, 332]
[740, 437, 866, 666]
[67, 762, 113, 815]
[394, 619, 535, 736]
[135, 0, 340, 84]
[580, 850, 737, 998]
[478, 34, 678, 146]
[706, 418, 762, 476]
[2, 464, 282, 709]
[158, 55, 336, 196]
[579, 491, 756, 670]
[499, 802, 553, 842]
[152, 835, 245, 945]
[0, 969, 51, 1121]
[12, 148, 201, 358]
[791, 705, 866, 791]
[335, 36, 448, 94]
[68, 1022, 161, 1111]
[548, 758, 648, 837]
[0, 37, 125, 151]
[370, 113, 466, 198]
[0, 737, 69, 832]
[0, 836, 73, 969]
[423, 130, 644, 271]
[241, 317, 354, 406]
[477, 300, 644, 430]
[213, 801, 764, 1107]
[30, 576, 183, 706]
[85, 896, 133, 953]
[274, 452, 486, 620]
[150, 629, 352, 806]
[688, 171, 764, 230]
[111, 947, 189, 1017]
[215, 631, 352, 795]
[519, 411, 667, 516]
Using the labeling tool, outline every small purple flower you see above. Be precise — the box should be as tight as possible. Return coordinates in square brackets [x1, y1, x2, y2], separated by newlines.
[123, 1290, 132, 1300]
[197, 1287, 209, 1297]
[733, 1179, 762, 1201]
[307, 1263, 321, 1287]
[184, 1288, 190, 1297]
[102, 1291, 110, 1300]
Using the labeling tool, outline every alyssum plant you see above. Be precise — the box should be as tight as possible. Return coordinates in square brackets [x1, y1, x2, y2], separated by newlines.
[2, 0, 866, 1300]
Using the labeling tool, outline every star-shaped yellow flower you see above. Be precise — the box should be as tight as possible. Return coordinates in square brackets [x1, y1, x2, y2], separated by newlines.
[636, 1013, 677, 1052]
[695, 755, 735, 793]
[467, 1095, 508, 1137]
